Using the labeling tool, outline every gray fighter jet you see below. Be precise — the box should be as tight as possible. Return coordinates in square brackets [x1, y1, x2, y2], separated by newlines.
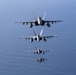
[28, 47, 50, 55]
[15, 12, 62, 28]
[36, 57, 48, 63]
[19, 29, 57, 42]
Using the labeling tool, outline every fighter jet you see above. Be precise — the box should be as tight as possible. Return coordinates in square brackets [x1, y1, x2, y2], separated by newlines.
[19, 29, 57, 42]
[36, 57, 48, 63]
[28, 47, 50, 55]
[15, 12, 63, 28]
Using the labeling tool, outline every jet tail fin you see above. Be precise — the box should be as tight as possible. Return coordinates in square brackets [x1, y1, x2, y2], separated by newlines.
[43, 11, 46, 20]
[33, 30, 37, 36]
[40, 29, 43, 36]
[33, 12, 37, 20]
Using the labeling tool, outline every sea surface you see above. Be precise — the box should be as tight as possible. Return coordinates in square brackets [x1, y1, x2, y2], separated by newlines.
[0, 0, 76, 75]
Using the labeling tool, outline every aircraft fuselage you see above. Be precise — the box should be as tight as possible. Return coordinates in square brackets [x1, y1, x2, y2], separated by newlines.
[34, 17, 45, 25]
[34, 35, 42, 42]
[36, 49, 42, 54]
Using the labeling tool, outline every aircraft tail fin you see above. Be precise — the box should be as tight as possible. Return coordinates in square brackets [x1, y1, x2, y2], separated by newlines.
[43, 11, 46, 20]
[33, 30, 37, 36]
[40, 29, 43, 36]
[33, 12, 37, 20]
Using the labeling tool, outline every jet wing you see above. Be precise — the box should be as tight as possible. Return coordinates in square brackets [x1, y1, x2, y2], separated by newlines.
[45, 20, 63, 24]
[27, 51, 35, 53]
[44, 50, 50, 53]
[15, 21, 35, 25]
[42, 35, 57, 39]
[19, 36, 34, 39]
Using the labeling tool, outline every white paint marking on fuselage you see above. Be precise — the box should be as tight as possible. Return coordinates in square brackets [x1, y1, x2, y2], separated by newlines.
[38, 17, 42, 25]
[37, 35, 40, 42]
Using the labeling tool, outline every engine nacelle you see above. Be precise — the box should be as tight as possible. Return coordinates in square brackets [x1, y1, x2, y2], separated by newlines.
[46, 23, 51, 27]
[29, 23, 33, 28]
[52, 22, 54, 24]
[35, 21, 38, 25]
[30, 38, 33, 42]
[44, 38, 46, 42]
[35, 38, 37, 41]
[43, 52, 45, 54]
[41, 21, 45, 25]
[23, 22, 25, 25]
[40, 37, 42, 40]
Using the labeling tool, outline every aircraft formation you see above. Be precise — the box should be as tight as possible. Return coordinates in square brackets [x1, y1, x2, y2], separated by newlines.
[16, 12, 63, 63]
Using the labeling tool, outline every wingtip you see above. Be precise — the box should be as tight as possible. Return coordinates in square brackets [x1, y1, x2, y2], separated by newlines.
[55, 35, 58, 37]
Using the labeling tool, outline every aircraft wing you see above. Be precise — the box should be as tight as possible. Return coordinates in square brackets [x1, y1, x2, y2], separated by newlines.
[27, 51, 35, 53]
[19, 36, 33, 39]
[44, 50, 50, 53]
[42, 35, 57, 39]
[45, 20, 63, 24]
[15, 21, 35, 25]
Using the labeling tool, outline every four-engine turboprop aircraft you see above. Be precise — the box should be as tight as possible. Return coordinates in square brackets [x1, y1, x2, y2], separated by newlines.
[19, 29, 57, 42]
[15, 12, 62, 28]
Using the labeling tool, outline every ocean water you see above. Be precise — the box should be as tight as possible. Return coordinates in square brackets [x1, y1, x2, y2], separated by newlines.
[0, 0, 76, 75]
